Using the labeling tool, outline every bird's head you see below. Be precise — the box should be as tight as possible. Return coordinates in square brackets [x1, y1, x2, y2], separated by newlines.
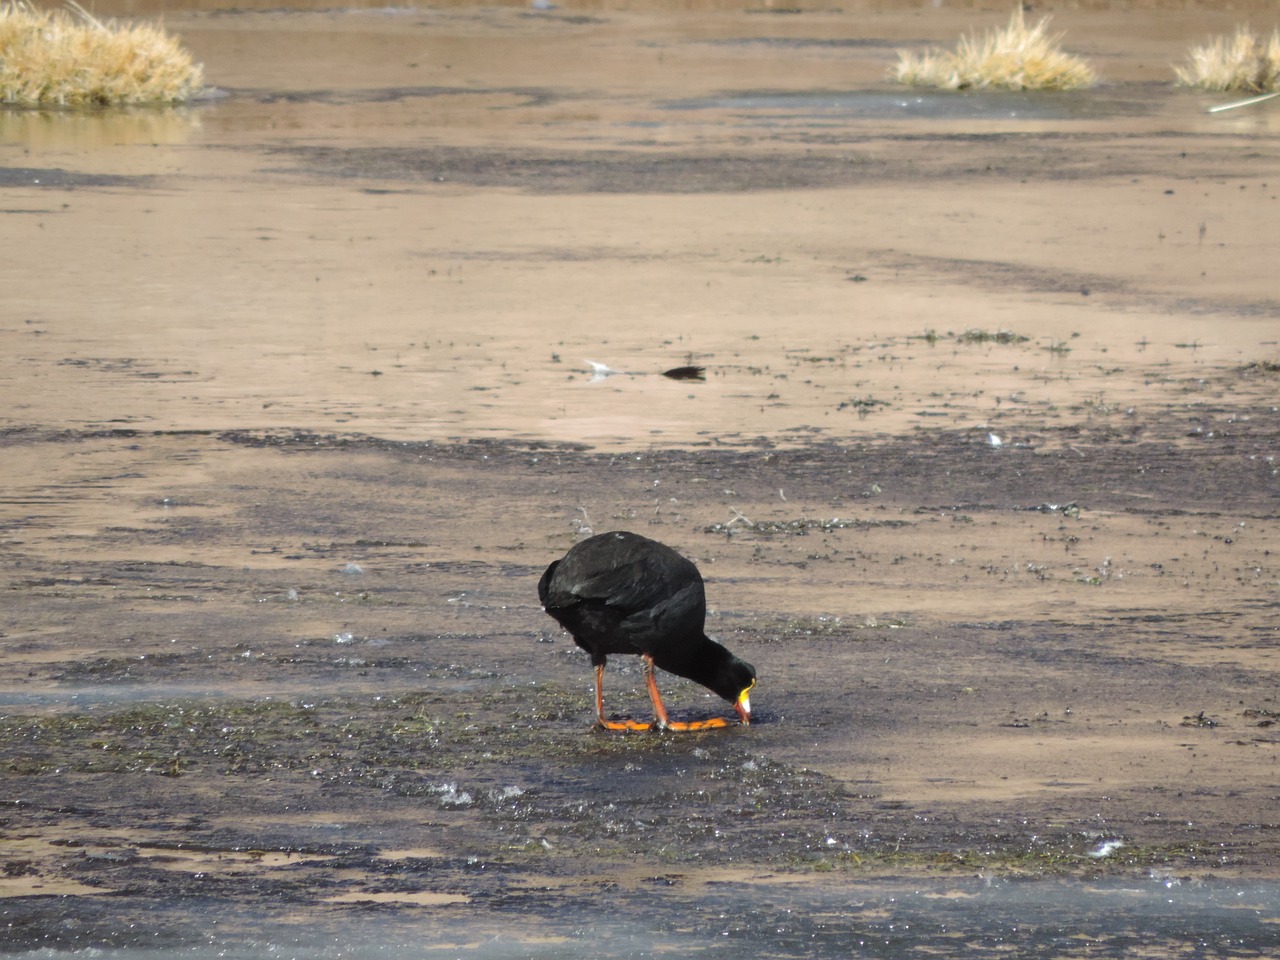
[734, 678, 756, 725]
[711, 652, 755, 725]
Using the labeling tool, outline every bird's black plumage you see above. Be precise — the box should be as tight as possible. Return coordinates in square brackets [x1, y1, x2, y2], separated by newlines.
[538, 531, 756, 731]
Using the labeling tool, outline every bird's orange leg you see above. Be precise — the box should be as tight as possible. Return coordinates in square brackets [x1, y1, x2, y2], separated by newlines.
[642, 655, 733, 732]
[594, 662, 652, 731]
[641, 655, 672, 728]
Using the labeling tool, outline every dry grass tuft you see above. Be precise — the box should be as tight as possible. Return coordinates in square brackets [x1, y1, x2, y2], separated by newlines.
[1174, 26, 1280, 93]
[0, 0, 204, 106]
[892, 9, 1096, 92]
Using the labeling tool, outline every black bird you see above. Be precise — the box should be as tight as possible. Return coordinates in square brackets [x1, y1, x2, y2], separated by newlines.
[538, 531, 756, 731]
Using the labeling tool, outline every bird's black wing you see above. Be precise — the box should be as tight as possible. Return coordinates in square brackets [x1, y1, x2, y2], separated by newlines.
[616, 578, 705, 650]
[564, 550, 705, 646]
[569, 546, 694, 607]
[538, 558, 635, 614]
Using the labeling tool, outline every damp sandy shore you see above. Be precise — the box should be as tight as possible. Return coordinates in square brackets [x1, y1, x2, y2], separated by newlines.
[1, 1, 1279, 955]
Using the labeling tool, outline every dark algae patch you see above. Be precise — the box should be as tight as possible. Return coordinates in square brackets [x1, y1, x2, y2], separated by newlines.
[2, 681, 1279, 957]
[0, 687, 1255, 875]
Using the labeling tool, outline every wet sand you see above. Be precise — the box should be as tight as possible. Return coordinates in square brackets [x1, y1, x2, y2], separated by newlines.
[2, 1, 1279, 955]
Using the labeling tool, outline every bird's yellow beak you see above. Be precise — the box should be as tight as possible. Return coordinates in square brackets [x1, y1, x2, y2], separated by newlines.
[735, 680, 755, 724]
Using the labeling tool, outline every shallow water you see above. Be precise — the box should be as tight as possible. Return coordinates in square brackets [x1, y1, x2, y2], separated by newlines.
[2, 1, 1280, 957]
[6, 875, 1279, 958]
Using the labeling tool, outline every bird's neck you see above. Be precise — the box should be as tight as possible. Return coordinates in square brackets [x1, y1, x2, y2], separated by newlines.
[654, 634, 724, 677]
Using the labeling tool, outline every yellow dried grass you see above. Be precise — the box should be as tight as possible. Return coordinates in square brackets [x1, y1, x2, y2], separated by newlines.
[892, 9, 1096, 92]
[0, 1, 204, 106]
[1175, 26, 1280, 93]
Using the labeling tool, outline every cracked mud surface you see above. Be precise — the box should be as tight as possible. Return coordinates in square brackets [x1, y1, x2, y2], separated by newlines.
[2, 1, 1279, 956]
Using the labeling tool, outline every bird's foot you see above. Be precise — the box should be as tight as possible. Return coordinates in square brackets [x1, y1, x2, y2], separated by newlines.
[661, 716, 739, 732]
[596, 717, 654, 732]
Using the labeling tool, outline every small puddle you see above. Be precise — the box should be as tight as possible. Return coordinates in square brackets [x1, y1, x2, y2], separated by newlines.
[321, 890, 472, 906]
[661, 89, 1152, 122]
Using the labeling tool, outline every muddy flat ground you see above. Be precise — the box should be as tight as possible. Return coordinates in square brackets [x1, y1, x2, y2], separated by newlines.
[2, 1, 1279, 956]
